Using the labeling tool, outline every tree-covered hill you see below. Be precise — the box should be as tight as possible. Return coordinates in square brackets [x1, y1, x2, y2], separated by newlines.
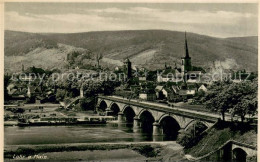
[4, 30, 258, 72]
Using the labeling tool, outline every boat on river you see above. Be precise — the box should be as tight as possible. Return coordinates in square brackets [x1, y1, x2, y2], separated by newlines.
[17, 116, 107, 126]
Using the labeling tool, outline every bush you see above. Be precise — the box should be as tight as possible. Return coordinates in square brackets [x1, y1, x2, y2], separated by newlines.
[16, 147, 36, 156]
[133, 145, 157, 157]
[77, 97, 96, 111]
[177, 122, 208, 148]
[177, 131, 194, 147]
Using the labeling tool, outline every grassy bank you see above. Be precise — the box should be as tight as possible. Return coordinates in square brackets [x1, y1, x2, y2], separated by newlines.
[5, 143, 161, 159]
[184, 121, 257, 157]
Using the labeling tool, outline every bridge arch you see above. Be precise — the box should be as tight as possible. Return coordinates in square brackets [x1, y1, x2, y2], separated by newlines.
[233, 148, 247, 162]
[139, 110, 155, 134]
[184, 119, 209, 131]
[122, 106, 136, 122]
[137, 109, 154, 119]
[158, 114, 179, 125]
[98, 100, 108, 111]
[110, 103, 120, 116]
[158, 115, 181, 140]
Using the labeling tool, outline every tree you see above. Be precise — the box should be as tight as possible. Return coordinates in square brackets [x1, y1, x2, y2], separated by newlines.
[101, 80, 120, 95]
[205, 80, 258, 122]
[95, 52, 103, 69]
[79, 97, 96, 111]
[55, 89, 66, 101]
[193, 90, 206, 103]
[81, 80, 102, 97]
[229, 80, 257, 122]
[205, 81, 231, 121]
[4, 74, 11, 99]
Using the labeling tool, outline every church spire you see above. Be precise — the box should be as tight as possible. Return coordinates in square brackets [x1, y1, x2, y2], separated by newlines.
[184, 31, 190, 58]
[174, 62, 177, 69]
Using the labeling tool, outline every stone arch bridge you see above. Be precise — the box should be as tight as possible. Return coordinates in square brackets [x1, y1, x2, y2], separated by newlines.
[97, 96, 219, 137]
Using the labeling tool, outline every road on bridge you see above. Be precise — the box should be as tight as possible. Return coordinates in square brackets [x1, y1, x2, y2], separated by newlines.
[100, 95, 234, 122]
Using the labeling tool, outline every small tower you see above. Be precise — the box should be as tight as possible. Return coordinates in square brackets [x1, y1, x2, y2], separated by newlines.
[80, 86, 84, 98]
[181, 32, 192, 75]
[124, 58, 132, 79]
[164, 62, 167, 69]
[22, 64, 24, 72]
[27, 86, 31, 98]
[174, 62, 177, 69]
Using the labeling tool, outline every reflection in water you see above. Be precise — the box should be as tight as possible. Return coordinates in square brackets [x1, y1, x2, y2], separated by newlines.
[5, 122, 176, 145]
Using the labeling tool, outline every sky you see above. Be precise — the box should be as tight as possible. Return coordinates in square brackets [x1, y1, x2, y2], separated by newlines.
[4, 3, 258, 38]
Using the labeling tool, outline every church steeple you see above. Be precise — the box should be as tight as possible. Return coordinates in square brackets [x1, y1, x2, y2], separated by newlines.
[184, 31, 190, 58]
[124, 57, 132, 79]
[181, 31, 192, 75]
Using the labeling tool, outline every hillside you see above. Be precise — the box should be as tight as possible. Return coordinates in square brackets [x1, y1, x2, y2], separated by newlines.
[4, 43, 92, 73]
[184, 121, 257, 160]
[4, 30, 258, 72]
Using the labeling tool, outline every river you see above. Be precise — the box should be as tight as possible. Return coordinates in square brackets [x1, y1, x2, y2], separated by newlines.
[5, 123, 186, 161]
[4, 123, 175, 146]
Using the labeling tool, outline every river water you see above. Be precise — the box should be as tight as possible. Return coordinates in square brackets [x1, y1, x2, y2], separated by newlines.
[5, 123, 171, 145]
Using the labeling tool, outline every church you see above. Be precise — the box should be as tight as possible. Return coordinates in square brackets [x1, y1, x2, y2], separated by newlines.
[157, 32, 203, 83]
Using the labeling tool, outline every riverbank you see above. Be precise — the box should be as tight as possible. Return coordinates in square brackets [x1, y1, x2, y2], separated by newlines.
[182, 121, 257, 161]
[5, 106, 116, 127]
[5, 141, 185, 161]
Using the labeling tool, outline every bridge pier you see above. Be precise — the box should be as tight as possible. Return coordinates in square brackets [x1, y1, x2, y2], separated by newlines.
[153, 122, 162, 135]
[133, 116, 140, 128]
[133, 116, 141, 133]
[105, 108, 112, 116]
[117, 112, 124, 123]
[98, 96, 217, 138]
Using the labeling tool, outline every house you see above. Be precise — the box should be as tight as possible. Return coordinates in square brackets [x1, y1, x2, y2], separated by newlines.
[155, 85, 164, 99]
[139, 89, 156, 101]
[162, 87, 177, 101]
[157, 68, 183, 83]
[198, 84, 208, 92]
[178, 82, 198, 99]
[186, 84, 198, 95]
[114, 66, 120, 71]
[8, 89, 18, 96]
[161, 87, 171, 98]
[7, 84, 16, 93]
[138, 76, 146, 81]
[7, 84, 27, 101]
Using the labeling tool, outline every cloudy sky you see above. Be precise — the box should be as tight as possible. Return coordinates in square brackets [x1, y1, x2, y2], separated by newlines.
[4, 3, 258, 38]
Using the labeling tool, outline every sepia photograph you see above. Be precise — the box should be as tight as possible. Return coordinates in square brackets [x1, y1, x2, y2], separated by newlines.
[2, 2, 258, 161]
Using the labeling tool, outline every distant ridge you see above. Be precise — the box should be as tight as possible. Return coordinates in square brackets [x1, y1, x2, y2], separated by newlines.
[4, 30, 258, 72]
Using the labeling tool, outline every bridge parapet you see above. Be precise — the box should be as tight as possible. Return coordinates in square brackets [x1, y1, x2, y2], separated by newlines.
[98, 95, 219, 123]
